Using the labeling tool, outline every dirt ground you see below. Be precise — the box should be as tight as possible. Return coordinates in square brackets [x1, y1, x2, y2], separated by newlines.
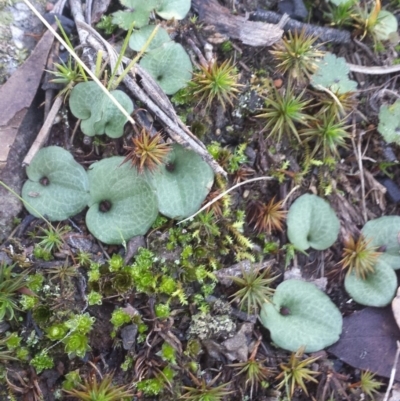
[1, 0, 400, 400]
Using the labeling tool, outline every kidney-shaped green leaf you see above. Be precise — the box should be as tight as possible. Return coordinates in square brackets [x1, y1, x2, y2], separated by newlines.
[311, 53, 357, 94]
[129, 25, 171, 52]
[140, 42, 192, 95]
[377, 101, 400, 145]
[86, 157, 158, 244]
[112, 0, 160, 29]
[260, 279, 343, 352]
[21, 146, 89, 221]
[287, 194, 340, 251]
[374, 10, 398, 41]
[362, 216, 400, 269]
[69, 81, 134, 138]
[147, 144, 214, 220]
[155, 0, 191, 20]
[344, 258, 397, 307]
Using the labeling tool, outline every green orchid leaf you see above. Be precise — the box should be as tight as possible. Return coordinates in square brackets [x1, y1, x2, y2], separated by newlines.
[377, 100, 400, 145]
[260, 279, 343, 352]
[311, 53, 357, 94]
[155, 0, 191, 20]
[86, 157, 158, 244]
[21, 146, 89, 221]
[112, 0, 160, 29]
[69, 81, 134, 138]
[374, 10, 398, 41]
[344, 258, 397, 307]
[287, 194, 340, 251]
[129, 25, 171, 52]
[362, 216, 400, 269]
[146, 144, 214, 219]
[140, 42, 192, 95]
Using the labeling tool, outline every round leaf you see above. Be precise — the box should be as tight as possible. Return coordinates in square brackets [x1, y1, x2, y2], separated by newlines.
[260, 279, 343, 352]
[374, 10, 398, 41]
[155, 0, 191, 20]
[287, 194, 340, 251]
[140, 42, 192, 95]
[344, 259, 397, 307]
[112, 0, 160, 29]
[21, 146, 89, 221]
[129, 25, 171, 52]
[86, 157, 158, 244]
[377, 101, 400, 145]
[69, 81, 134, 138]
[311, 53, 357, 94]
[146, 144, 214, 219]
[362, 216, 400, 269]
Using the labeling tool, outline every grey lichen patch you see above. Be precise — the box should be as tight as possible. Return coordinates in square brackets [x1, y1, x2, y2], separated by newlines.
[187, 313, 236, 341]
[211, 298, 233, 315]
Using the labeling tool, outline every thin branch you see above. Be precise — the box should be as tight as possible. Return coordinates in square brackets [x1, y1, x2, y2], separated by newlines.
[351, 122, 367, 223]
[178, 176, 274, 224]
[383, 340, 400, 401]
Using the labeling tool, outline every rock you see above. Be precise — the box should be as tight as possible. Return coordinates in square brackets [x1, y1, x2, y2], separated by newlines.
[121, 324, 138, 350]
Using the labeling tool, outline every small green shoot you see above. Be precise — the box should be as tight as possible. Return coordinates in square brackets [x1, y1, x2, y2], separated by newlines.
[276, 346, 321, 398]
[257, 84, 312, 144]
[181, 372, 233, 401]
[340, 234, 381, 279]
[270, 29, 324, 84]
[0, 263, 29, 321]
[349, 370, 383, 399]
[64, 372, 134, 401]
[229, 265, 277, 314]
[301, 112, 350, 158]
[188, 59, 243, 110]
[36, 224, 70, 253]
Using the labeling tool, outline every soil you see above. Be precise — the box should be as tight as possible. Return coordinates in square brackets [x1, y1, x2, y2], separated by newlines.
[1, 0, 400, 400]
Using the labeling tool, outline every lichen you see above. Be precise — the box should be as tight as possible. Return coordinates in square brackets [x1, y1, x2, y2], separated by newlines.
[187, 313, 236, 340]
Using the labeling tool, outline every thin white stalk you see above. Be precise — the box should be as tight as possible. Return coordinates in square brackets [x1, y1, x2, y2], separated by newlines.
[383, 340, 400, 401]
[178, 176, 274, 224]
[21, 0, 135, 126]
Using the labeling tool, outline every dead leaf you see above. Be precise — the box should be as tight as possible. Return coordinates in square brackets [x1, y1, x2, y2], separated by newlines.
[192, 0, 283, 47]
[0, 29, 53, 171]
[328, 307, 400, 379]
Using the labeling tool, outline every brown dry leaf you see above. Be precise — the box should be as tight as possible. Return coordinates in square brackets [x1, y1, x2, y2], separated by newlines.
[329, 307, 400, 379]
[330, 192, 364, 239]
[157, 327, 183, 355]
[192, 0, 283, 47]
[0, 29, 53, 171]
[283, 267, 327, 291]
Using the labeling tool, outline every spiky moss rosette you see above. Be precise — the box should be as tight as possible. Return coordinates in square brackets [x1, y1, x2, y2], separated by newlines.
[286, 194, 340, 251]
[344, 258, 397, 307]
[260, 279, 343, 352]
[146, 144, 214, 220]
[69, 81, 134, 138]
[86, 157, 158, 244]
[22, 146, 89, 221]
[362, 216, 400, 269]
